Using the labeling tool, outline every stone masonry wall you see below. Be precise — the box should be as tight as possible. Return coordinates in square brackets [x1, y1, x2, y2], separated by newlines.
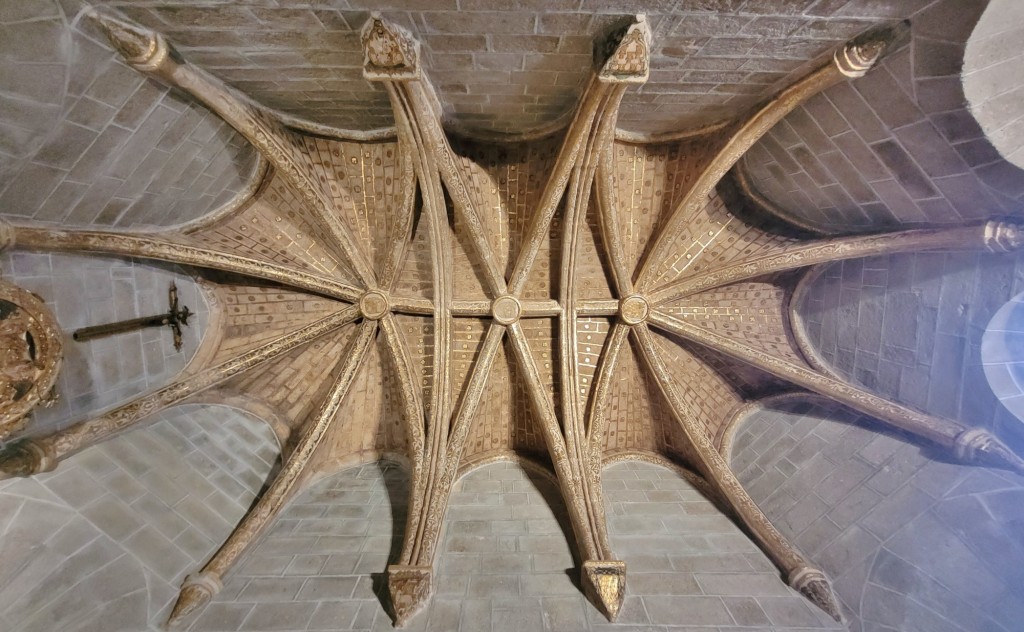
[0, 0, 259, 229]
[0, 404, 279, 632]
[186, 460, 840, 632]
[0, 251, 209, 436]
[25, 0, 931, 138]
[796, 250, 1024, 445]
[744, 0, 1024, 232]
[732, 396, 1024, 632]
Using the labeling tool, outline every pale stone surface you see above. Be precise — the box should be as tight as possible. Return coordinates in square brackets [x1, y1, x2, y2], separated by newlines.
[0, 0, 259, 230]
[187, 460, 839, 631]
[0, 252, 210, 436]
[733, 396, 1024, 632]
[2, 0, 934, 152]
[797, 251, 1024, 445]
[964, 0, 1024, 170]
[0, 404, 279, 632]
[745, 0, 1024, 232]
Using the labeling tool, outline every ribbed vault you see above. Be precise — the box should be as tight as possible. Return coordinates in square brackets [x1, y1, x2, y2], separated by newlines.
[2, 7, 1024, 631]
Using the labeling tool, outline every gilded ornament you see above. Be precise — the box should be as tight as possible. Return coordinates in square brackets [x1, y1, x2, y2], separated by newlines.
[6, 11, 1022, 631]
[0, 280, 63, 438]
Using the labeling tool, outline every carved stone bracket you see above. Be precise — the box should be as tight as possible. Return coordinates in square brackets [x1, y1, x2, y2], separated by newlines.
[984, 220, 1024, 252]
[954, 427, 1024, 474]
[598, 15, 652, 83]
[582, 560, 628, 621]
[361, 14, 421, 81]
[834, 20, 909, 78]
[0, 438, 56, 479]
[89, 8, 170, 72]
[170, 571, 223, 625]
[386, 565, 432, 627]
[789, 566, 843, 622]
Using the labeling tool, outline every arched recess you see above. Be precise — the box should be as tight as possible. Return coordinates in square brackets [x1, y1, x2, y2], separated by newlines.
[963, 0, 1024, 170]
[0, 0, 260, 230]
[186, 459, 412, 632]
[0, 251, 211, 436]
[0, 403, 279, 632]
[739, 0, 1024, 234]
[731, 394, 1024, 631]
[186, 457, 839, 631]
[790, 251, 1024, 447]
[982, 291, 1024, 423]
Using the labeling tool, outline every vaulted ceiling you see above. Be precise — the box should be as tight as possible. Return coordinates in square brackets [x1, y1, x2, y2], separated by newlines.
[1, 2, 1024, 631]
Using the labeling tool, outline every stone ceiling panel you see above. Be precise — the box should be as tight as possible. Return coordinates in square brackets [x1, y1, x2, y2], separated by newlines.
[742, 0, 1024, 232]
[733, 396, 1024, 631]
[0, 252, 210, 437]
[86, 0, 930, 139]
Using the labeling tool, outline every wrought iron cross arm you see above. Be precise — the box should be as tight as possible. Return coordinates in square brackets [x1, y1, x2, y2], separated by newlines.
[72, 282, 191, 351]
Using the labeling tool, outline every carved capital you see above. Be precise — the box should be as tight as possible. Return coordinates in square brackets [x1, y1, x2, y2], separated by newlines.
[789, 566, 843, 622]
[386, 564, 432, 627]
[582, 560, 627, 621]
[89, 10, 170, 72]
[0, 220, 13, 251]
[0, 439, 56, 479]
[983, 220, 1024, 252]
[361, 15, 420, 81]
[954, 427, 1024, 474]
[168, 571, 222, 627]
[598, 15, 652, 83]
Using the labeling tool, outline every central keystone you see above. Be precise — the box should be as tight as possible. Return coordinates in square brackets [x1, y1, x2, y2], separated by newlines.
[491, 295, 522, 325]
[359, 290, 390, 320]
[619, 295, 649, 325]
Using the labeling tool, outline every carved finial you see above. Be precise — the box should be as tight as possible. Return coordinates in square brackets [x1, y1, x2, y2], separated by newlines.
[0, 439, 56, 480]
[834, 20, 910, 78]
[582, 560, 627, 621]
[0, 220, 13, 251]
[599, 15, 652, 83]
[361, 14, 420, 81]
[954, 428, 1024, 475]
[789, 567, 843, 622]
[88, 9, 170, 72]
[386, 565, 432, 627]
[983, 221, 1024, 253]
[167, 572, 222, 627]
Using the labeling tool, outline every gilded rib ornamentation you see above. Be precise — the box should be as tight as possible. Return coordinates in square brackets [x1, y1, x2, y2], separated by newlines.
[4, 11, 1022, 630]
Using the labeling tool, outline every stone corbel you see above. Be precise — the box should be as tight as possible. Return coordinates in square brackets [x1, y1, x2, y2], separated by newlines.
[361, 14, 420, 81]
[0, 439, 56, 479]
[834, 20, 910, 78]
